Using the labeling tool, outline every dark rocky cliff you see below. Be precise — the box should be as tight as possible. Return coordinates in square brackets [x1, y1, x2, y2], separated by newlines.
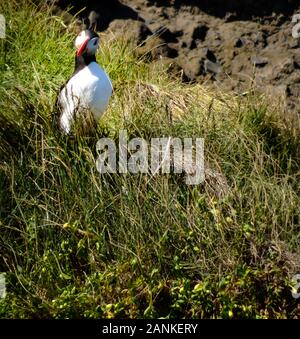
[50, 0, 300, 113]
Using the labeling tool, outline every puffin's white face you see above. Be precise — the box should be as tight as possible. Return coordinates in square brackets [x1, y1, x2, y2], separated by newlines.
[75, 30, 99, 57]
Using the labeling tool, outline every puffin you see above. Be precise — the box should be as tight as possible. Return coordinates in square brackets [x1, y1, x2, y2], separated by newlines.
[55, 19, 113, 136]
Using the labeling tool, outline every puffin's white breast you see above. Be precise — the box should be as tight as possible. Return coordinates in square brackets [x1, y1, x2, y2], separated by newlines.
[58, 62, 113, 134]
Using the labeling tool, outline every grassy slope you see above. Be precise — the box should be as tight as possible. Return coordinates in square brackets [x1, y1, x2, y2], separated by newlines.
[0, 1, 300, 318]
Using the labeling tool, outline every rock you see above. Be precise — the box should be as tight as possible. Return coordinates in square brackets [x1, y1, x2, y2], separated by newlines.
[286, 83, 300, 97]
[181, 41, 188, 48]
[150, 58, 188, 81]
[265, 84, 287, 99]
[289, 39, 300, 49]
[234, 38, 244, 48]
[204, 48, 217, 62]
[204, 60, 222, 74]
[251, 56, 269, 67]
[152, 26, 178, 43]
[192, 25, 209, 41]
[107, 19, 152, 43]
[181, 57, 203, 81]
[293, 54, 300, 70]
[137, 37, 178, 60]
[251, 31, 267, 47]
[224, 12, 237, 22]
[150, 43, 178, 59]
[188, 25, 209, 49]
[271, 57, 295, 80]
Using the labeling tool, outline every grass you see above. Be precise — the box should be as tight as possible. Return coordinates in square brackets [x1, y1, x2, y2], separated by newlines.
[0, 0, 300, 318]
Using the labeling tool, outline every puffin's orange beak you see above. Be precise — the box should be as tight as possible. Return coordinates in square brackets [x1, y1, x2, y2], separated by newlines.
[76, 37, 89, 57]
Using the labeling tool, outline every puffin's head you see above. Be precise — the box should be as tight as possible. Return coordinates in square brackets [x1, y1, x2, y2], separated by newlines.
[75, 30, 99, 57]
